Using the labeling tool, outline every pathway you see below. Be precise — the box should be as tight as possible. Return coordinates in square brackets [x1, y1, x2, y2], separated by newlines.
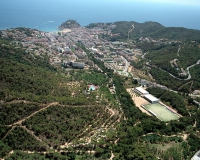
[177, 45, 180, 56]
[128, 24, 134, 40]
[109, 151, 115, 160]
[8, 102, 58, 127]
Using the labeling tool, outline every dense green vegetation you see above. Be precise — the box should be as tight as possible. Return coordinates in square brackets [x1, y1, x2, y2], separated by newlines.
[2, 127, 46, 152]
[190, 65, 200, 90]
[86, 22, 113, 29]
[149, 68, 185, 89]
[0, 103, 42, 125]
[138, 40, 200, 92]
[87, 21, 200, 41]
[109, 21, 200, 41]
[0, 39, 61, 102]
[23, 105, 111, 147]
[196, 110, 200, 129]
[73, 71, 108, 85]
[6, 150, 97, 160]
[158, 143, 189, 160]
[136, 42, 165, 52]
[178, 42, 200, 68]
[145, 41, 200, 71]
[145, 43, 179, 76]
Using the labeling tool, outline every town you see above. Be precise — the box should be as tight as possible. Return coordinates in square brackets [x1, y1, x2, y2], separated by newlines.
[0, 25, 172, 90]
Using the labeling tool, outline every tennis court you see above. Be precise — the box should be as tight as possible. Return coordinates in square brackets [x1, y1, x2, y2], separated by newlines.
[143, 103, 179, 122]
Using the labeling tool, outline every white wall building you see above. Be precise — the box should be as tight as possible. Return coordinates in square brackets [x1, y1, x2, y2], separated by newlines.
[191, 150, 200, 160]
[134, 87, 149, 96]
[144, 94, 159, 104]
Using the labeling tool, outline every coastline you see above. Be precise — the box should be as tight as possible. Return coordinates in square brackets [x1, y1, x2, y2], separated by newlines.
[0, 26, 71, 33]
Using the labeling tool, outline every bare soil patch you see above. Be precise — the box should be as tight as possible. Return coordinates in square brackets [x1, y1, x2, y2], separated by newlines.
[127, 88, 151, 116]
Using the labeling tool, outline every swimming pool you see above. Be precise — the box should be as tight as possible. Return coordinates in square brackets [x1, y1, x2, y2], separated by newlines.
[89, 85, 96, 91]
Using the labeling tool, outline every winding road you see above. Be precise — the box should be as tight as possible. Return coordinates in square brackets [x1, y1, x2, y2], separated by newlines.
[185, 59, 200, 80]
[142, 52, 200, 81]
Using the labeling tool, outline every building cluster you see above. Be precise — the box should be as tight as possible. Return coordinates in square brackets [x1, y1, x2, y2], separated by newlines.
[137, 78, 168, 89]
[0, 26, 146, 74]
[89, 40, 144, 76]
[0, 27, 107, 69]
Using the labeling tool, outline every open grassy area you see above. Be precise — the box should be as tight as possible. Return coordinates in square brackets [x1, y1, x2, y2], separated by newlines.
[151, 142, 180, 152]
[143, 103, 179, 122]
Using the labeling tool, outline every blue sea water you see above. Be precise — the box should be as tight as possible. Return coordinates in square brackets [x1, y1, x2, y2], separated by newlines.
[0, 0, 200, 32]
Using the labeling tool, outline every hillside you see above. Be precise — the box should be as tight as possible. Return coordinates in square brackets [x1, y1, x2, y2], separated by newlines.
[87, 21, 200, 41]
[0, 39, 123, 159]
[113, 21, 200, 40]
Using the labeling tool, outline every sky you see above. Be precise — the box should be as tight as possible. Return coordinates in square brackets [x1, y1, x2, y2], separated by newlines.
[130, 0, 200, 6]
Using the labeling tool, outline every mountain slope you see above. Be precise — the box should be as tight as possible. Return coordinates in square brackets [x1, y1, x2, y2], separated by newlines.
[87, 21, 200, 40]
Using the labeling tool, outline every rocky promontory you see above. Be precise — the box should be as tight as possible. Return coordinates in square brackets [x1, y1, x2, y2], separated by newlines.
[58, 20, 81, 30]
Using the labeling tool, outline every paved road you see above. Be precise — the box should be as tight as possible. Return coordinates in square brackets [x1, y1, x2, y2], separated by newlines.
[142, 51, 200, 81]
[185, 59, 200, 80]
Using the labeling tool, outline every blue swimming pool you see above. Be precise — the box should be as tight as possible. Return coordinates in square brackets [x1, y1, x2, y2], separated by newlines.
[89, 85, 96, 91]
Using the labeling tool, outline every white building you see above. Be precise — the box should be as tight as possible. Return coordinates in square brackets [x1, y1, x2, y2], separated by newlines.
[144, 94, 159, 104]
[191, 150, 200, 160]
[134, 87, 149, 96]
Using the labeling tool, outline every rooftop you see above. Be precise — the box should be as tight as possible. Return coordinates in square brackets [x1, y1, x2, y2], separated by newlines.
[144, 94, 159, 102]
[191, 150, 200, 160]
[135, 87, 149, 95]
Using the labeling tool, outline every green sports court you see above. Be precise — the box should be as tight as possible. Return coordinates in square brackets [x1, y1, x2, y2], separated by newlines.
[143, 103, 179, 122]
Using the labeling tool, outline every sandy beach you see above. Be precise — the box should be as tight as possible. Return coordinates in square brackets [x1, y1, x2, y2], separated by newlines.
[60, 29, 71, 33]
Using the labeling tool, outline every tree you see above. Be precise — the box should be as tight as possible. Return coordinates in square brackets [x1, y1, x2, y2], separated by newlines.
[0, 141, 11, 157]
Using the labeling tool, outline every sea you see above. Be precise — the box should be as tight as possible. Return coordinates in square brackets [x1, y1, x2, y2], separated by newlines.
[0, 0, 200, 32]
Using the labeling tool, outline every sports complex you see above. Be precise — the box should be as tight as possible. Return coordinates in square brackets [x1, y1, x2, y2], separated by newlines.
[131, 87, 180, 122]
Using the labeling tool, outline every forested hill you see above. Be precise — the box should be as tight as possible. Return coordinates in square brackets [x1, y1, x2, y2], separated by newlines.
[58, 19, 81, 29]
[0, 39, 60, 102]
[87, 21, 200, 41]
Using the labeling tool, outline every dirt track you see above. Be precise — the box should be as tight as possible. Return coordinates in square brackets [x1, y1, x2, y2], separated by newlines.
[8, 102, 59, 127]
